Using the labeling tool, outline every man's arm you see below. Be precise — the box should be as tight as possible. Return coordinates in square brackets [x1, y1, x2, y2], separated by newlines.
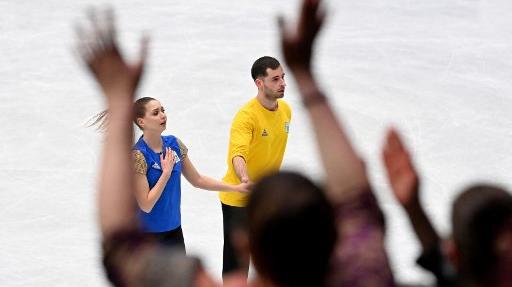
[76, 8, 147, 237]
[227, 110, 253, 184]
[279, 0, 365, 203]
[382, 128, 457, 287]
[279, 0, 395, 286]
[232, 156, 250, 183]
[382, 128, 440, 252]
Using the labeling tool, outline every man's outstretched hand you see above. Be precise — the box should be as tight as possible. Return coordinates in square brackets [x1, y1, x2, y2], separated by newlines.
[382, 128, 420, 210]
[76, 8, 148, 99]
[278, 0, 325, 74]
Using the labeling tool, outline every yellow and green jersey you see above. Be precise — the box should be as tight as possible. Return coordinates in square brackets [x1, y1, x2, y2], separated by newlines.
[220, 98, 292, 207]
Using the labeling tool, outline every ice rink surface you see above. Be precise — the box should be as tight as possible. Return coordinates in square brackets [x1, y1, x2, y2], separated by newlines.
[2, 0, 512, 285]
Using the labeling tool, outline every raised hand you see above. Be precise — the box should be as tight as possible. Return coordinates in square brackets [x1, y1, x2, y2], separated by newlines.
[382, 128, 420, 210]
[278, 0, 325, 73]
[75, 8, 148, 99]
[160, 147, 176, 177]
[383, 128, 441, 253]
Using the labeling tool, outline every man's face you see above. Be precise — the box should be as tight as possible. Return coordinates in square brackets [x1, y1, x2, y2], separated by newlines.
[259, 66, 286, 100]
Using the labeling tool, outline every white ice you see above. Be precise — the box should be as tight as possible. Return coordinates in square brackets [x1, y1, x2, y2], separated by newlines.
[2, 0, 512, 286]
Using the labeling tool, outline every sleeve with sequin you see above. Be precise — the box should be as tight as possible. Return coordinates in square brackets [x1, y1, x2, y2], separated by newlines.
[132, 150, 147, 175]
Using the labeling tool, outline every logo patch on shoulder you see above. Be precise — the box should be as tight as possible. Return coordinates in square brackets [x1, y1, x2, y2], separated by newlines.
[284, 122, 290, 133]
[172, 150, 181, 163]
[262, 129, 268, 136]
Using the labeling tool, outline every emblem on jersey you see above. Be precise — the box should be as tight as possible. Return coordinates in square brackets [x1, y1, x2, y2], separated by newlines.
[152, 162, 161, 170]
[262, 129, 268, 136]
[172, 150, 181, 163]
[284, 122, 290, 133]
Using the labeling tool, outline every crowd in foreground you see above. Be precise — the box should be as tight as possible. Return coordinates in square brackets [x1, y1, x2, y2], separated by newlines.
[75, 0, 512, 286]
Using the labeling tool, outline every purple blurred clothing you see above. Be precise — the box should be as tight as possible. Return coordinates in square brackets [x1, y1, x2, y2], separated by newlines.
[329, 186, 396, 287]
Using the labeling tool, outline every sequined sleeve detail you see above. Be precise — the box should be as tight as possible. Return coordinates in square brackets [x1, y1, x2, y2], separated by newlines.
[132, 150, 147, 175]
[176, 138, 188, 160]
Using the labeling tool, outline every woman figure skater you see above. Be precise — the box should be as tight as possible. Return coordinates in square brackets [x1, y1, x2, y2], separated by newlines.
[93, 96, 249, 254]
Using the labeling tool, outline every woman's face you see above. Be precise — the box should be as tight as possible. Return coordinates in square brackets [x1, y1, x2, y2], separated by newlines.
[139, 100, 167, 133]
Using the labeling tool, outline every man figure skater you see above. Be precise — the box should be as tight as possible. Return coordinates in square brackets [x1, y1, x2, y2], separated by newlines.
[220, 56, 291, 280]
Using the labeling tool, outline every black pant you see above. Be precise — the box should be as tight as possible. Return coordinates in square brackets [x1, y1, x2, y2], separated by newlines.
[221, 203, 249, 279]
[147, 226, 186, 254]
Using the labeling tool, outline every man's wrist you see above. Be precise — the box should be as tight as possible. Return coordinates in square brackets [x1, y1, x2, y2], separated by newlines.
[404, 198, 423, 216]
[302, 91, 327, 108]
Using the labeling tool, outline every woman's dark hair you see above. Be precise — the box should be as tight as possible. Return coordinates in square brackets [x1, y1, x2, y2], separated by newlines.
[248, 171, 336, 287]
[88, 97, 157, 130]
